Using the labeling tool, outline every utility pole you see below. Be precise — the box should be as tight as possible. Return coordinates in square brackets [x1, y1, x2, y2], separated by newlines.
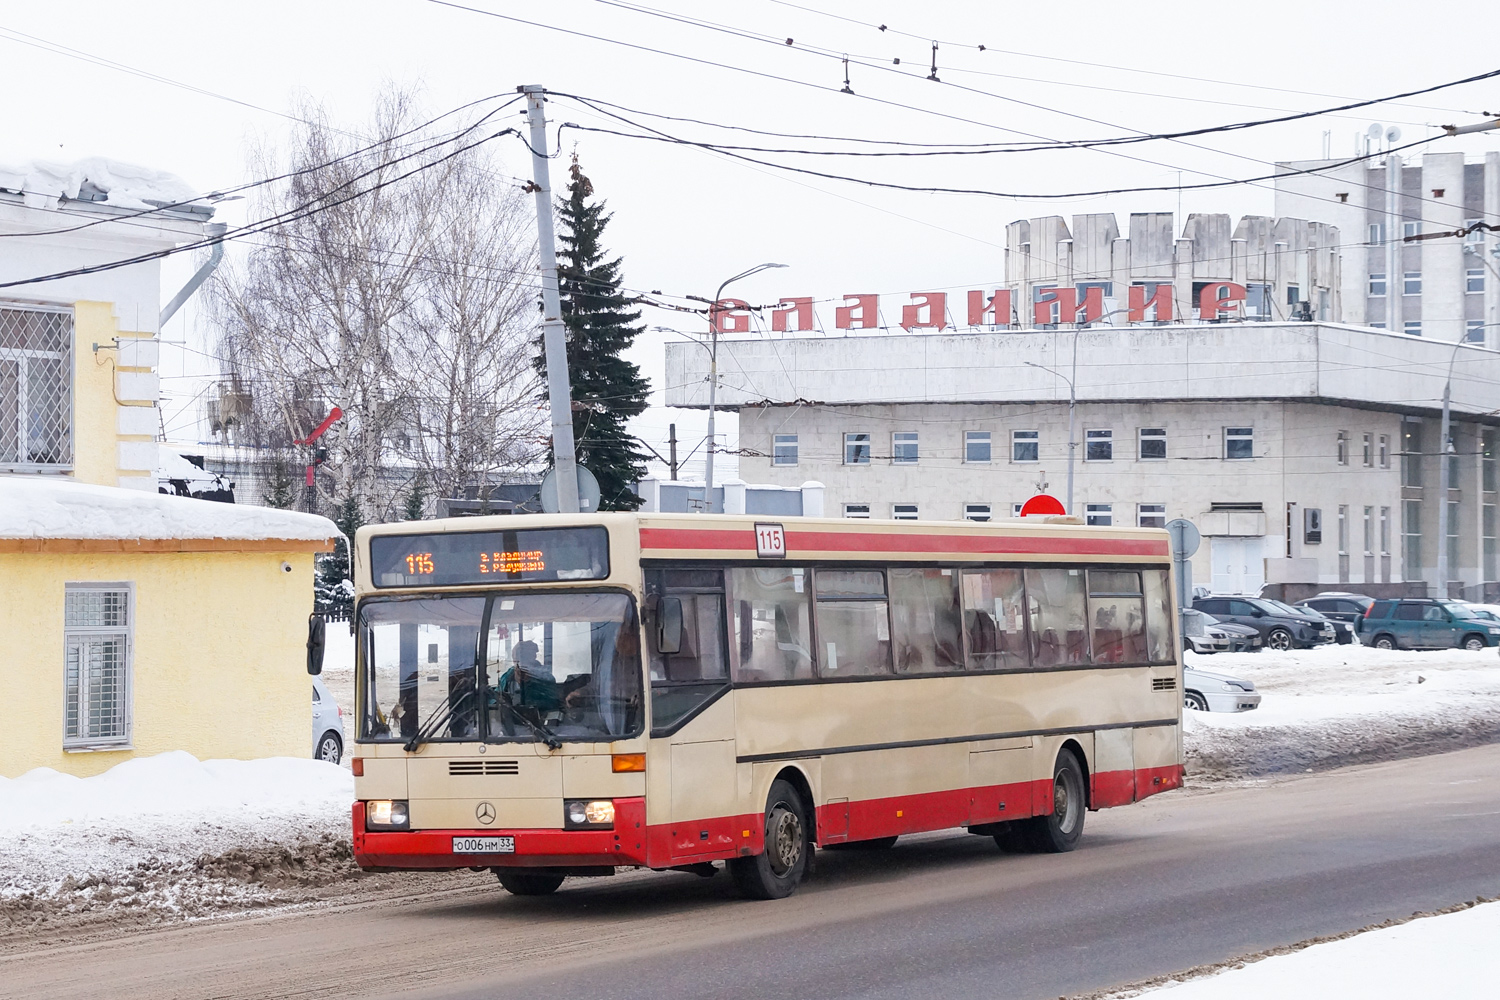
[519, 85, 580, 514]
[1385, 151, 1401, 335]
[668, 423, 679, 481]
[1435, 339, 1465, 597]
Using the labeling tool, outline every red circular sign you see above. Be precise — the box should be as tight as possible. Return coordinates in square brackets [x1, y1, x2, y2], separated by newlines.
[1019, 494, 1066, 517]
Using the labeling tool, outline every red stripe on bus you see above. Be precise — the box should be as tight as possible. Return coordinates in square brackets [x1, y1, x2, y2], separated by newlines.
[640, 527, 1169, 558]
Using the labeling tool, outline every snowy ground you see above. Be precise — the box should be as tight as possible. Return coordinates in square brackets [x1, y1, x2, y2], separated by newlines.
[3, 643, 1498, 946]
[1092, 897, 1500, 998]
[1183, 644, 1500, 783]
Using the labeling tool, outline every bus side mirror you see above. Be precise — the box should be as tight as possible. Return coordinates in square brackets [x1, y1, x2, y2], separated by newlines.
[307, 614, 326, 675]
[658, 597, 683, 654]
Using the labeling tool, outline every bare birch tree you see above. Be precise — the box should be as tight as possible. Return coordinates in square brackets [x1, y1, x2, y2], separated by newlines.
[211, 87, 542, 518]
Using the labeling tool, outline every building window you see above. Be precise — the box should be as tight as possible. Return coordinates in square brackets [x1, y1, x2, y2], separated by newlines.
[1402, 419, 1423, 488]
[1085, 503, 1113, 526]
[1336, 430, 1349, 466]
[1403, 499, 1422, 579]
[1138, 503, 1167, 529]
[1371, 322, 1386, 330]
[1403, 271, 1422, 295]
[0, 305, 74, 471]
[1368, 273, 1386, 296]
[1286, 284, 1301, 305]
[843, 503, 871, 519]
[1379, 433, 1390, 469]
[892, 503, 919, 520]
[964, 503, 992, 522]
[1011, 502, 1025, 517]
[1011, 429, 1038, 463]
[1380, 506, 1391, 555]
[965, 431, 992, 463]
[1224, 427, 1254, 460]
[1362, 432, 1374, 468]
[892, 431, 919, 465]
[1467, 321, 1486, 344]
[1484, 429, 1496, 492]
[1404, 321, 1422, 337]
[1403, 221, 1421, 240]
[1368, 223, 1385, 245]
[1486, 504, 1497, 583]
[1447, 500, 1461, 576]
[1467, 219, 1485, 244]
[1138, 427, 1167, 461]
[1338, 505, 1349, 553]
[1085, 429, 1113, 462]
[1246, 283, 1273, 320]
[1304, 507, 1323, 544]
[1364, 505, 1374, 555]
[844, 432, 871, 465]
[1468, 269, 1485, 294]
[63, 585, 133, 748]
[772, 434, 798, 467]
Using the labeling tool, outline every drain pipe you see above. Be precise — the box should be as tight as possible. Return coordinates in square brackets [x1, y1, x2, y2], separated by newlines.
[160, 222, 228, 328]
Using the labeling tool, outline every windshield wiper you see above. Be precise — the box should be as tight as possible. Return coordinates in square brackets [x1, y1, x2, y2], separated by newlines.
[403, 688, 477, 753]
[503, 702, 563, 750]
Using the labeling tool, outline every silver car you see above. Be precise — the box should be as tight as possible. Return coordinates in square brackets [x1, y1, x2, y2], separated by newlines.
[312, 675, 346, 763]
[1183, 664, 1262, 713]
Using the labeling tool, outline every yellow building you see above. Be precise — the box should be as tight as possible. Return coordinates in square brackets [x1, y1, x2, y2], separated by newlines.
[0, 159, 337, 777]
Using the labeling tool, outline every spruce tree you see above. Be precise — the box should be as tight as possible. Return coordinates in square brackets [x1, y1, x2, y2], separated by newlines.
[262, 458, 297, 510]
[401, 474, 427, 521]
[538, 156, 651, 510]
[315, 494, 362, 620]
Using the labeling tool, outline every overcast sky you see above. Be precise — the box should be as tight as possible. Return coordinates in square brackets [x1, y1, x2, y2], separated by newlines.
[2, 0, 1497, 483]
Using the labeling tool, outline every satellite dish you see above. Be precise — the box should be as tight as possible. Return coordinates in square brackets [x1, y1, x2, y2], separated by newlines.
[1386, 126, 1402, 144]
[539, 465, 602, 514]
[1366, 123, 1384, 140]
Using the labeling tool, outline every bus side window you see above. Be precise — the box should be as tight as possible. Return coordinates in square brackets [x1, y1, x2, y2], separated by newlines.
[1086, 570, 1147, 664]
[646, 572, 729, 735]
[1143, 569, 1174, 661]
[889, 568, 964, 673]
[728, 567, 815, 683]
[1025, 568, 1089, 667]
[960, 569, 1028, 671]
[814, 570, 892, 678]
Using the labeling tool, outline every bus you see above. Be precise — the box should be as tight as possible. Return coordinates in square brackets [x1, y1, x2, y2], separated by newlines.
[345, 512, 1183, 899]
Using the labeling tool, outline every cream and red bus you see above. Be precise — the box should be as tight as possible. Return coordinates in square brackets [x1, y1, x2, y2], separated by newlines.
[347, 512, 1183, 899]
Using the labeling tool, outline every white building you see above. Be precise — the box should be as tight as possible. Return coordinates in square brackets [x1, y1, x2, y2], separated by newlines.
[1275, 150, 1500, 346]
[666, 323, 1500, 600]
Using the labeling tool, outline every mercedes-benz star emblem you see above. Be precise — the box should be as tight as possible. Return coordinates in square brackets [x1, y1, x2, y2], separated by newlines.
[475, 801, 496, 825]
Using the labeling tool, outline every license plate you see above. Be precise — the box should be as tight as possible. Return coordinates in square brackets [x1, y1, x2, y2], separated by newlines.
[453, 836, 514, 854]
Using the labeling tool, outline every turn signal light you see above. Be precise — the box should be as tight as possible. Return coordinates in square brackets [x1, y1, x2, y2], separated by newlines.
[351, 758, 364, 777]
[611, 753, 646, 773]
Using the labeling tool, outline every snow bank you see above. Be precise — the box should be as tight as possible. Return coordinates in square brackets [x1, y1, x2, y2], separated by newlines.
[0, 157, 207, 213]
[1133, 900, 1500, 997]
[0, 476, 336, 542]
[0, 753, 353, 929]
[157, 446, 223, 489]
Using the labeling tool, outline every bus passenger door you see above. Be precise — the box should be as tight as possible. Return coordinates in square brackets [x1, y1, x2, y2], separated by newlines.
[645, 570, 737, 863]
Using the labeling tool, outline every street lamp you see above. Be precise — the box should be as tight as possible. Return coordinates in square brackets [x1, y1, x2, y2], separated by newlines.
[1435, 337, 1469, 597]
[691, 263, 787, 509]
[1025, 360, 1076, 515]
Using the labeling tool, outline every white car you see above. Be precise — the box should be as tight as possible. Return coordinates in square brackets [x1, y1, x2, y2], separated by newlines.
[1183, 664, 1261, 713]
[312, 675, 346, 763]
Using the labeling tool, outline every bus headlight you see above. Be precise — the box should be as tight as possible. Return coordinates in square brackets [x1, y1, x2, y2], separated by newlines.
[366, 799, 409, 830]
[564, 799, 615, 829]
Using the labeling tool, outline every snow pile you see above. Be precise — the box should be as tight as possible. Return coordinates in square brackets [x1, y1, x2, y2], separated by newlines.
[0, 476, 337, 542]
[1183, 644, 1500, 781]
[157, 446, 224, 490]
[0, 157, 207, 213]
[0, 753, 353, 934]
[1127, 899, 1500, 997]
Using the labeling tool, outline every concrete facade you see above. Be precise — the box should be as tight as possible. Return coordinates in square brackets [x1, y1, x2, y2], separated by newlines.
[666, 323, 1500, 598]
[1274, 151, 1500, 346]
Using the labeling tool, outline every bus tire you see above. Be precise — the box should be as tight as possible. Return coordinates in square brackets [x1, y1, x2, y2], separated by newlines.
[729, 779, 810, 900]
[1019, 749, 1087, 854]
[991, 824, 1030, 853]
[494, 870, 565, 896]
[824, 836, 898, 851]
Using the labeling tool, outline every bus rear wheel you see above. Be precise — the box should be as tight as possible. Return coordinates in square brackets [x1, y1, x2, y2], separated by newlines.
[494, 870, 565, 896]
[729, 779, 810, 900]
[1010, 749, 1086, 854]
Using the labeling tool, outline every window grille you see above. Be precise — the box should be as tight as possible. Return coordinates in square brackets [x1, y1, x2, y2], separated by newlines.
[63, 585, 132, 747]
[0, 305, 73, 470]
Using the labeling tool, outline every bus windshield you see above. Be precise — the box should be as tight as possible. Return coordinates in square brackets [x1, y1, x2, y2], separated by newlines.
[359, 591, 643, 744]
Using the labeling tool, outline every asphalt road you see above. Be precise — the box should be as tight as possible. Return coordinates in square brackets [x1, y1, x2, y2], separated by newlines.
[7, 745, 1500, 1000]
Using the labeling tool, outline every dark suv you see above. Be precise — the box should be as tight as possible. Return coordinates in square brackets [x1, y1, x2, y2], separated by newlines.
[1358, 599, 1500, 651]
[1192, 597, 1337, 651]
[1294, 593, 1375, 645]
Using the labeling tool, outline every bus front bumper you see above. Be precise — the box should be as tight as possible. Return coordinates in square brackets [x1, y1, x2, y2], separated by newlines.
[353, 797, 648, 870]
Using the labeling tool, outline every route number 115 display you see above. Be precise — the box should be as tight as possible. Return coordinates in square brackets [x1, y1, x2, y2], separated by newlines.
[754, 522, 786, 559]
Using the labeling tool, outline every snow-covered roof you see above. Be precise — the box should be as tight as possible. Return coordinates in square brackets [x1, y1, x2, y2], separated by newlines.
[0, 157, 213, 218]
[0, 476, 336, 544]
[157, 445, 223, 489]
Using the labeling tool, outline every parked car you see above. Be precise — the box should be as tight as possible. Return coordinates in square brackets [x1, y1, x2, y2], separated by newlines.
[1456, 602, 1500, 623]
[1191, 596, 1337, 651]
[313, 675, 345, 763]
[1263, 598, 1354, 645]
[1182, 664, 1262, 712]
[1357, 599, 1500, 651]
[1295, 593, 1375, 645]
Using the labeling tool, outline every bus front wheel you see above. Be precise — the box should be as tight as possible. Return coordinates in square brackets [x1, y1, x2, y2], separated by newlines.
[494, 870, 565, 896]
[730, 779, 810, 900]
[1009, 749, 1086, 854]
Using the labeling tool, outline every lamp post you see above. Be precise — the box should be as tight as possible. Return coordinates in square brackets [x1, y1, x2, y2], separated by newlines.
[1435, 337, 1468, 597]
[694, 263, 787, 510]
